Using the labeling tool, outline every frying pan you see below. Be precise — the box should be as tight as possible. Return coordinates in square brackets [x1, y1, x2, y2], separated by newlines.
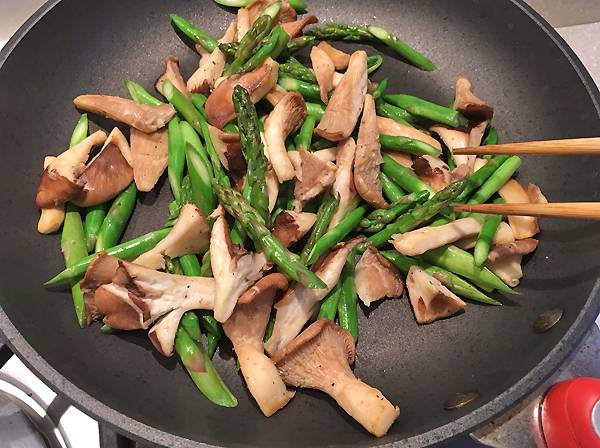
[0, 0, 599, 446]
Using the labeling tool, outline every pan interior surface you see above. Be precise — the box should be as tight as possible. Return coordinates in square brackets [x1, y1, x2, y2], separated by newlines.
[0, 0, 599, 447]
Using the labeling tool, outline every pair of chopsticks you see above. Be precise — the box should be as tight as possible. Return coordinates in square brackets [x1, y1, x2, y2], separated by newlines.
[451, 137, 600, 220]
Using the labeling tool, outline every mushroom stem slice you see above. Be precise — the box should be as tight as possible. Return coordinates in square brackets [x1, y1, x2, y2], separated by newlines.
[281, 15, 319, 38]
[317, 41, 350, 70]
[187, 48, 227, 94]
[498, 179, 541, 239]
[406, 266, 466, 324]
[453, 76, 494, 122]
[329, 138, 358, 229]
[37, 156, 65, 234]
[310, 45, 335, 104]
[156, 56, 188, 97]
[130, 127, 169, 192]
[73, 95, 175, 133]
[273, 319, 399, 437]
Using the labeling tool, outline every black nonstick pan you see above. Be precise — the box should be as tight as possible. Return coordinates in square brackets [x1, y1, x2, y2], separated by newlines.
[0, 0, 599, 446]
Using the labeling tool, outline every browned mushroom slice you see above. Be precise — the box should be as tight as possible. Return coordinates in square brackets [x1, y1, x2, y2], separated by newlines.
[272, 319, 400, 437]
[412, 155, 451, 191]
[223, 273, 294, 416]
[486, 238, 538, 287]
[392, 217, 482, 256]
[156, 56, 188, 97]
[383, 150, 413, 168]
[264, 92, 306, 182]
[35, 130, 107, 209]
[310, 45, 335, 104]
[187, 48, 227, 94]
[264, 237, 363, 355]
[453, 76, 494, 122]
[329, 138, 358, 228]
[317, 41, 350, 70]
[281, 15, 318, 38]
[73, 95, 175, 133]
[469, 120, 488, 147]
[294, 149, 337, 205]
[429, 124, 473, 175]
[37, 156, 65, 234]
[355, 94, 387, 208]
[210, 206, 269, 323]
[205, 58, 279, 129]
[315, 51, 368, 142]
[406, 266, 466, 324]
[264, 84, 288, 107]
[207, 124, 246, 184]
[498, 179, 542, 239]
[129, 127, 168, 192]
[355, 246, 404, 306]
[272, 210, 316, 248]
[133, 204, 210, 269]
[73, 128, 133, 207]
[379, 117, 442, 150]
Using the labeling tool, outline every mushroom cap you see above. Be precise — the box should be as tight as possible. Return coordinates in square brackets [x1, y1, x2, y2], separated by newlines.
[73, 95, 175, 133]
[73, 128, 133, 207]
[453, 76, 494, 122]
[205, 58, 279, 129]
[293, 149, 337, 204]
[317, 41, 350, 70]
[272, 319, 356, 385]
[281, 15, 319, 38]
[355, 246, 404, 306]
[310, 45, 335, 104]
[354, 94, 387, 208]
[412, 155, 451, 192]
[315, 50, 368, 142]
[156, 56, 188, 96]
[130, 127, 168, 192]
[187, 48, 226, 94]
[272, 210, 317, 249]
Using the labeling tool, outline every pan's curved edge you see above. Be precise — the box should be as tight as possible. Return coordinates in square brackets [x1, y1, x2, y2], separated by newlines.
[0, 1, 599, 448]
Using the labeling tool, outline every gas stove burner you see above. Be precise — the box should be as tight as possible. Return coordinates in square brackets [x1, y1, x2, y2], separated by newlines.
[0, 371, 69, 448]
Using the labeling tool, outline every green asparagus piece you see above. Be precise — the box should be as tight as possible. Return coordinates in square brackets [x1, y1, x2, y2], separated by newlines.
[279, 57, 317, 83]
[180, 311, 202, 342]
[84, 203, 108, 253]
[219, 42, 237, 62]
[379, 134, 441, 157]
[375, 100, 415, 126]
[454, 155, 510, 203]
[295, 115, 316, 151]
[234, 26, 290, 75]
[169, 14, 219, 53]
[213, 0, 307, 10]
[278, 76, 321, 102]
[300, 195, 339, 263]
[69, 114, 89, 148]
[174, 325, 237, 407]
[306, 204, 369, 265]
[263, 315, 275, 342]
[306, 102, 326, 120]
[380, 172, 406, 202]
[95, 182, 137, 252]
[225, 13, 277, 76]
[338, 253, 359, 340]
[421, 245, 513, 294]
[367, 25, 436, 71]
[167, 118, 185, 202]
[215, 185, 326, 289]
[381, 251, 501, 305]
[124, 80, 163, 106]
[100, 324, 114, 334]
[466, 156, 522, 206]
[311, 136, 335, 151]
[200, 251, 213, 277]
[359, 190, 429, 233]
[366, 179, 467, 249]
[318, 284, 341, 320]
[483, 127, 499, 146]
[306, 24, 375, 41]
[372, 77, 388, 100]
[381, 153, 435, 195]
[61, 203, 88, 327]
[190, 93, 208, 118]
[367, 54, 383, 73]
[473, 199, 504, 267]
[284, 35, 316, 56]
[384, 94, 468, 128]
[233, 85, 270, 225]
[46, 228, 171, 286]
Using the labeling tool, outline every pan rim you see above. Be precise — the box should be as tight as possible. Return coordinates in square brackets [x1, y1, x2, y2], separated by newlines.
[1, 1, 599, 447]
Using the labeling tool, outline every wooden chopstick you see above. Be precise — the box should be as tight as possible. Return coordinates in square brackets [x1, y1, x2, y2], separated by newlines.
[453, 203, 600, 219]
[452, 137, 600, 155]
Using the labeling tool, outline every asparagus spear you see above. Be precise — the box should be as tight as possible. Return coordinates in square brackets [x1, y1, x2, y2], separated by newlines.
[233, 26, 290, 75]
[381, 251, 501, 305]
[306, 24, 375, 41]
[283, 35, 316, 56]
[45, 228, 171, 285]
[200, 251, 213, 277]
[454, 155, 510, 203]
[278, 76, 321, 102]
[300, 195, 339, 263]
[379, 134, 441, 157]
[365, 179, 467, 249]
[62, 203, 88, 327]
[305, 102, 326, 120]
[338, 251, 359, 340]
[420, 245, 513, 294]
[190, 93, 208, 118]
[305, 204, 369, 265]
[381, 153, 435, 195]
[483, 127, 499, 146]
[167, 117, 185, 202]
[213, 0, 308, 11]
[84, 204, 108, 253]
[124, 80, 163, 106]
[367, 26, 436, 71]
[465, 156, 522, 206]
[95, 182, 137, 252]
[359, 190, 429, 233]
[473, 199, 504, 266]
[295, 115, 316, 151]
[367, 55, 383, 74]
[233, 85, 270, 225]
[214, 185, 326, 289]
[318, 284, 341, 321]
[380, 172, 406, 202]
[169, 14, 219, 53]
[384, 94, 468, 128]
[69, 114, 90, 148]
[372, 77, 388, 100]
[375, 99, 415, 126]
[279, 57, 317, 83]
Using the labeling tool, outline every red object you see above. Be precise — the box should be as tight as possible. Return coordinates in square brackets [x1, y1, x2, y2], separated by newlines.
[536, 377, 600, 448]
